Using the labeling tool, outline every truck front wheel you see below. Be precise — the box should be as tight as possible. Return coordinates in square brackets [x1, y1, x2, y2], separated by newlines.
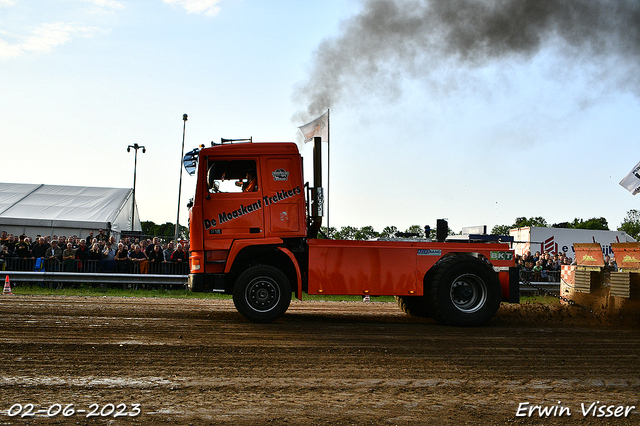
[233, 265, 291, 323]
[427, 256, 501, 326]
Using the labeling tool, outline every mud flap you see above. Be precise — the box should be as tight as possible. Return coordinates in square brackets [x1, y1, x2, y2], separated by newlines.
[509, 267, 520, 304]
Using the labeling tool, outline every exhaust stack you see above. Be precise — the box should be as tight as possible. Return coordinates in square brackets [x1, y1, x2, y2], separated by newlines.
[308, 136, 324, 238]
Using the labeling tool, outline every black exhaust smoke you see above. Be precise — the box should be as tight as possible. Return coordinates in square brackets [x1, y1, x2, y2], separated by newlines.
[293, 0, 640, 121]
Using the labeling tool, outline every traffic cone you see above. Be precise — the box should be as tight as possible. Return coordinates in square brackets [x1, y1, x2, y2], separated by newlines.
[3, 275, 12, 295]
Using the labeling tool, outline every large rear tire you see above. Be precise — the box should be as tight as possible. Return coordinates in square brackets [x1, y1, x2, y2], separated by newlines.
[395, 295, 431, 318]
[233, 265, 291, 323]
[427, 256, 501, 326]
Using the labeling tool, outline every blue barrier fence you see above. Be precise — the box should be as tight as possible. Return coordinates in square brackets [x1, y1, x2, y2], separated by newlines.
[1, 258, 188, 276]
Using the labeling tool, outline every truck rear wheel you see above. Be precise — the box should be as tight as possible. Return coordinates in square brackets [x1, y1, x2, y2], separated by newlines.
[233, 265, 291, 323]
[395, 296, 430, 318]
[427, 256, 501, 326]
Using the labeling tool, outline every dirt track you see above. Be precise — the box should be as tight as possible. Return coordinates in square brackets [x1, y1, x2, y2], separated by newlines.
[0, 295, 638, 425]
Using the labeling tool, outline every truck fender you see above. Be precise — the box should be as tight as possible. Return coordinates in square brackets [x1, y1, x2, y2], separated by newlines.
[224, 237, 284, 273]
[277, 247, 303, 300]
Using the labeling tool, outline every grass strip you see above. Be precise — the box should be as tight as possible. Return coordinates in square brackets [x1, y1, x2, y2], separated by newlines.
[7, 284, 555, 304]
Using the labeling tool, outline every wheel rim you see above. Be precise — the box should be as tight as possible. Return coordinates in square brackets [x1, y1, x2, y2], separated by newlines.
[245, 276, 281, 313]
[449, 273, 487, 313]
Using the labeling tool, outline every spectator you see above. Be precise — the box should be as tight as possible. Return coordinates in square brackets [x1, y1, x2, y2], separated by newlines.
[170, 243, 188, 274]
[31, 237, 50, 260]
[533, 251, 541, 263]
[75, 239, 89, 272]
[63, 242, 77, 272]
[604, 254, 618, 273]
[522, 250, 534, 265]
[1, 245, 15, 259]
[148, 244, 164, 274]
[532, 260, 543, 281]
[97, 228, 109, 242]
[101, 242, 116, 272]
[88, 243, 102, 261]
[140, 239, 149, 256]
[85, 231, 94, 246]
[0, 231, 8, 247]
[88, 243, 102, 272]
[45, 240, 63, 271]
[5, 234, 16, 253]
[145, 237, 160, 258]
[163, 242, 175, 262]
[14, 235, 30, 259]
[539, 252, 548, 269]
[29, 235, 40, 251]
[129, 244, 148, 274]
[163, 242, 175, 273]
[103, 242, 116, 260]
[1, 245, 16, 270]
[115, 243, 130, 273]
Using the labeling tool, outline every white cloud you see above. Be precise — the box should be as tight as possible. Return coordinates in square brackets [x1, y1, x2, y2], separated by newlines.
[81, 0, 125, 10]
[0, 0, 17, 6]
[0, 22, 102, 58]
[0, 36, 21, 57]
[163, 0, 222, 16]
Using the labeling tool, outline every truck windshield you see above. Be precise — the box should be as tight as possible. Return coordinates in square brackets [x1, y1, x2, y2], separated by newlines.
[207, 159, 258, 193]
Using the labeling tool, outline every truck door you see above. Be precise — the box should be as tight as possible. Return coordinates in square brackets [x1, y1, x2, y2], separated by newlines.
[201, 158, 265, 240]
[262, 157, 305, 238]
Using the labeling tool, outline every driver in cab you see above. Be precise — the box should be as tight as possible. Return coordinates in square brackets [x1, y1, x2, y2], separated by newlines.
[235, 169, 257, 192]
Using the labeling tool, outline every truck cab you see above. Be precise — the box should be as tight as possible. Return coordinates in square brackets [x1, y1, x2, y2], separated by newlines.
[188, 142, 307, 297]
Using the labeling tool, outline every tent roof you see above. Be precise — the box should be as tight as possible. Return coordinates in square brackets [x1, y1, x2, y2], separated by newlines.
[0, 183, 133, 229]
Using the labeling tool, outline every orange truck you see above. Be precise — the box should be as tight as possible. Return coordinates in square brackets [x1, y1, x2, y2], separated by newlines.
[186, 137, 519, 325]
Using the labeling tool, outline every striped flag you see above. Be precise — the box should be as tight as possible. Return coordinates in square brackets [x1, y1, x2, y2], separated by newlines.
[620, 160, 640, 195]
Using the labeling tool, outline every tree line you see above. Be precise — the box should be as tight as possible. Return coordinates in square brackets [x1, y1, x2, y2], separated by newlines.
[141, 221, 188, 240]
[317, 209, 640, 241]
[319, 225, 451, 240]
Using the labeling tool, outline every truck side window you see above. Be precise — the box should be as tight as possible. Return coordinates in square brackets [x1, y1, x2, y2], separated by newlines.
[206, 160, 258, 194]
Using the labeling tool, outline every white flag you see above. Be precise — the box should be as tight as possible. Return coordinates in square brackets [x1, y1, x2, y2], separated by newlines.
[298, 111, 328, 143]
[620, 160, 640, 195]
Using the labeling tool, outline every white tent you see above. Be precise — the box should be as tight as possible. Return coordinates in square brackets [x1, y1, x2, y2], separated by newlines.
[0, 183, 141, 239]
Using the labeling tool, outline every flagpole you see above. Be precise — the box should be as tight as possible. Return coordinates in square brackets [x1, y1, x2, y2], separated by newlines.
[327, 108, 330, 238]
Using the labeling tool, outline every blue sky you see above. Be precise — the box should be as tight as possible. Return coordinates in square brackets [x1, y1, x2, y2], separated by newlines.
[2, 0, 640, 235]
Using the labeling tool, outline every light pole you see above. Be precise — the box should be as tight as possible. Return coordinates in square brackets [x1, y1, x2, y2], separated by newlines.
[175, 113, 188, 241]
[127, 143, 146, 232]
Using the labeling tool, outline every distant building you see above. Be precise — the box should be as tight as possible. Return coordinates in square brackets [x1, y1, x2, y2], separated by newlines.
[510, 227, 636, 257]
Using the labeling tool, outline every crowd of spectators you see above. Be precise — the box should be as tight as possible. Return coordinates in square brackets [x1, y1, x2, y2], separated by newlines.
[516, 249, 617, 282]
[0, 229, 190, 275]
[516, 250, 572, 282]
